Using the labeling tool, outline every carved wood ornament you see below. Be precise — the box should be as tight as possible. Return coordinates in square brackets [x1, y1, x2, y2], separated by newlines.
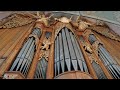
[39, 36, 51, 61]
[0, 13, 35, 29]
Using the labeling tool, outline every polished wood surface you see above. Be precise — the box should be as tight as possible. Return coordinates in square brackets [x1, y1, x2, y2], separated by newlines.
[0, 23, 34, 76]
[94, 31, 120, 65]
[55, 71, 93, 79]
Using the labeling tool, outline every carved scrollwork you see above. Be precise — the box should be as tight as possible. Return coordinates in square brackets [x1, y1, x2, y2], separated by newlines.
[0, 13, 35, 29]
[90, 25, 120, 42]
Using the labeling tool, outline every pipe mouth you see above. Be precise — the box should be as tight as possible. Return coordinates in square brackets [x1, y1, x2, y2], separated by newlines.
[54, 71, 93, 79]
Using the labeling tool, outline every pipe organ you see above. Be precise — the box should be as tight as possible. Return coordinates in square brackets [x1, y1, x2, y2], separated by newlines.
[8, 28, 41, 78]
[54, 27, 89, 78]
[0, 12, 120, 79]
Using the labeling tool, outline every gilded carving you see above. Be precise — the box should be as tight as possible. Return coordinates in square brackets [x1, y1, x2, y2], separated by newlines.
[36, 13, 54, 27]
[39, 37, 51, 61]
[0, 13, 35, 29]
[54, 16, 72, 24]
[83, 42, 93, 54]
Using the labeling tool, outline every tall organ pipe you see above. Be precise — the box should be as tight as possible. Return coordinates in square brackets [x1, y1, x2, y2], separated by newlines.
[88, 34, 120, 79]
[54, 27, 89, 77]
[34, 58, 48, 79]
[9, 28, 41, 77]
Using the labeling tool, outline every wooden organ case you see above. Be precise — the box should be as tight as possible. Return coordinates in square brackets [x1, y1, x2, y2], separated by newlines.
[0, 12, 120, 79]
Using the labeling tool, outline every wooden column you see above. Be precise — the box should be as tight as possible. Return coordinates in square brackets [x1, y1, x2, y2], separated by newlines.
[0, 23, 34, 77]
[46, 29, 55, 79]
[27, 30, 46, 79]
[75, 32, 98, 79]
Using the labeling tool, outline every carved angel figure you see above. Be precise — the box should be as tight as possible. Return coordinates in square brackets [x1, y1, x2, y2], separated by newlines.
[41, 37, 51, 51]
[36, 13, 54, 26]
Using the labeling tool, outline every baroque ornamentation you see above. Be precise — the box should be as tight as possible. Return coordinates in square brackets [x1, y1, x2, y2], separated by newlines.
[36, 14, 54, 27]
[55, 16, 72, 24]
[39, 37, 51, 61]
[90, 25, 120, 42]
[0, 13, 35, 29]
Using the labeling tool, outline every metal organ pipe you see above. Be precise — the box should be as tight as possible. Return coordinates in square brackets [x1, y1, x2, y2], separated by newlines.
[34, 58, 48, 79]
[54, 27, 89, 77]
[9, 28, 41, 77]
[88, 34, 120, 79]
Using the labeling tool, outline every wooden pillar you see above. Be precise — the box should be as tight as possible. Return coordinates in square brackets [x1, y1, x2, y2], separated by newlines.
[0, 23, 34, 77]
[46, 29, 55, 79]
[75, 32, 98, 79]
[27, 30, 46, 79]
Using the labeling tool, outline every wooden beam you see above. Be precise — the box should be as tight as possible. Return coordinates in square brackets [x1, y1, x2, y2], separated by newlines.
[46, 29, 55, 79]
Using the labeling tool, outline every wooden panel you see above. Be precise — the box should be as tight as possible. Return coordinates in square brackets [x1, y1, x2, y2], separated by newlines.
[94, 31, 120, 65]
[0, 24, 32, 59]
[0, 23, 34, 76]
[55, 71, 93, 79]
